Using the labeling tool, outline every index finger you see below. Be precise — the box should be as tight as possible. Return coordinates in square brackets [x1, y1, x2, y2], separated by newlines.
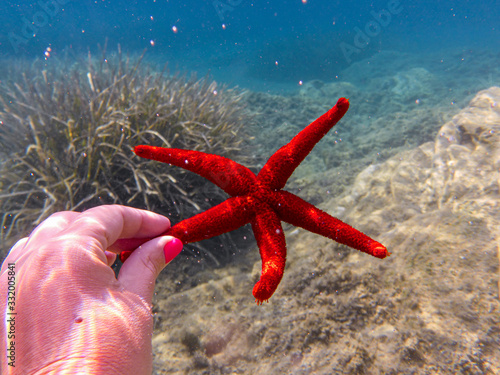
[71, 205, 171, 251]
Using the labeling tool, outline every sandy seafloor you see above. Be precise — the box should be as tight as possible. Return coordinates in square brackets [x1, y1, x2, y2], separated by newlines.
[149, 49, 500, 374]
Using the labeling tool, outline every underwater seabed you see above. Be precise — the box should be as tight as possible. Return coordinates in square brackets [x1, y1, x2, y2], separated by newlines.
[150, 87, 500, 374]
[0, 46, 499, 373]
[0, 51, 256, 261]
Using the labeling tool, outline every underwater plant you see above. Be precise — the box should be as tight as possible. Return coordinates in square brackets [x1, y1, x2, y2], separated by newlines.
[0, 47, 253, 259]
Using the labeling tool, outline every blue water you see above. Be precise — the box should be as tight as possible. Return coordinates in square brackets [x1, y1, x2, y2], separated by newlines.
[1, 0, 499, 91]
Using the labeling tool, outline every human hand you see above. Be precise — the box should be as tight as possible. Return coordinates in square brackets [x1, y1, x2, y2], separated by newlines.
[0, 205, 183, 374]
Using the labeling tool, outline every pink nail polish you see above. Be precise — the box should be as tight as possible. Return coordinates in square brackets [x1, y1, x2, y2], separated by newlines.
[164, 238, 183, 263]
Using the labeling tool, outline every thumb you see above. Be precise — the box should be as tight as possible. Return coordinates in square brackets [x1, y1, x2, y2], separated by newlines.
[118, 236, 183, 302]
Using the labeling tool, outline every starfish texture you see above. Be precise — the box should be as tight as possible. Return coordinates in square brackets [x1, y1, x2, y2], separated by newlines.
[121, 98, 389, 303]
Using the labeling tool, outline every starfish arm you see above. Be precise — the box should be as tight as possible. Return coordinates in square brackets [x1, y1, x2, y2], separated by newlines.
[166, 195, 255, 244]
[271, 191, 389, 259]
[251, 205, 287, 304]
[134, 146, 257, 196]
[117, 196, 255, 263]
[258, 98, 349, 190]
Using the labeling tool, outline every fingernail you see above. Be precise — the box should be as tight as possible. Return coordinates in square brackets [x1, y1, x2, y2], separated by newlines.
[163, 238, 183, 264]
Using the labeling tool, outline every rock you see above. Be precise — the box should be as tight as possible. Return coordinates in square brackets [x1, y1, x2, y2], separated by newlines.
[152, 87, 500, 375]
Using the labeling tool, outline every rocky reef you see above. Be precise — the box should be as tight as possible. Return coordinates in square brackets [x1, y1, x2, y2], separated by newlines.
[151, 87, 500, 374]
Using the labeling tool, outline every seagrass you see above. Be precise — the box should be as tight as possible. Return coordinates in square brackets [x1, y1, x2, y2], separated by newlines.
[0, 46, 254, 259]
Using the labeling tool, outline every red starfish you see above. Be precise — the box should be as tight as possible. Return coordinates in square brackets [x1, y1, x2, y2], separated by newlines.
[120, 98, 389, 303]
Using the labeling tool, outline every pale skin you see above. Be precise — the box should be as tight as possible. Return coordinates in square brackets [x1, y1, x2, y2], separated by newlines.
[0, 205, 183, 374]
